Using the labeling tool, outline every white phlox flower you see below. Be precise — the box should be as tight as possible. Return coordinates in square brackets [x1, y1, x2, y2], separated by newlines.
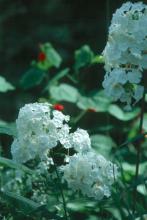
[70, 128, 91, 152]
[11, 103, 58, 163]
[11, 103, 92, 163]
[10, 103, 119, 201]
[61, 151, 118, 200]
[102, 2, 147, 108]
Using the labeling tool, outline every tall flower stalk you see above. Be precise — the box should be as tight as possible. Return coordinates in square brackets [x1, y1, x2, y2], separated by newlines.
[53, 159, 69, 220]
[133, 90, 145, 213]
[102, 1, 147, 215]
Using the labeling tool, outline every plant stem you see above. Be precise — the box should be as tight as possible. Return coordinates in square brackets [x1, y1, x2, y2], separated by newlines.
[133, 91, 145, 213]
[72, 110, 87, 124]
[53, 162, 69, 220]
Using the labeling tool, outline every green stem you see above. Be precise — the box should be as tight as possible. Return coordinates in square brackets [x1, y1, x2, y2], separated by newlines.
[66, 75, 78, 84]
[42, 68, 70, 93]
[133, 91, 145, 213]
[117, 132, 147, 150]
[72, 110, 87, 124]
[53, 161, 69, 220]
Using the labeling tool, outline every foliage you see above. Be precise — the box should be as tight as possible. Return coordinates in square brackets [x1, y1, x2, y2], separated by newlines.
[0, 76, 15, 93]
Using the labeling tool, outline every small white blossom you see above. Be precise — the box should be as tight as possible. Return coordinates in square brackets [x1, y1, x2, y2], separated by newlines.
[102, 68, 127, 101]
[52, 110, 70, 128]
[70, 128, 91, 153]
[127, 69, 142, 84]
[133, 85, 144, 102]
[58, 124, 72, 148]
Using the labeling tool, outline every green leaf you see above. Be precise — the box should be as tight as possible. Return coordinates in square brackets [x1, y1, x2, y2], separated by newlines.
[0, 190, 45, 215]
[108, 104, 140, 121]
[77, 90, 111, 112]
[67, 199, 97, 212]
[92, 90, 112, 111]
[0, 156, 33, 174]
[135, 211, 147, 219]
[143, 113, 147, 131]
[0, 76, 15, 92]
[74, 45, 94, 70]
[77, 96, 96, 110]
[49, 68, 69, 85]
[20, 68, 45, 90]
[90, 134, 116, 157]
[105, 208, 122, 220]
[41, 43, 62, 68]
[0, 121, 16, 136]
[137, 184, 147, 196]
[122, 162, 136, 174]
[122, 162, 147, 177]
[50, 83, 79, 103]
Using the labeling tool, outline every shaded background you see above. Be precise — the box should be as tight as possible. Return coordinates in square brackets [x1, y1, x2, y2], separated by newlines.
[0, 0, 146, 121]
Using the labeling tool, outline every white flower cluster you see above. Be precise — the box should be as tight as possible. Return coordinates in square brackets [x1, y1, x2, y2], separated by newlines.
[61, 151, 118, 200]
[1, 169, 25, 194]
[103, 2, 147, 109]
[11, 102, 118, 200]
[11, 103, 91, 163]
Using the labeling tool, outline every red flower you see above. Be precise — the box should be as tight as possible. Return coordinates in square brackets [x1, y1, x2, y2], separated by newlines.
[38, 52, 46, 61]
[87, 108, 97, 112]
[53, 104, 64, 111]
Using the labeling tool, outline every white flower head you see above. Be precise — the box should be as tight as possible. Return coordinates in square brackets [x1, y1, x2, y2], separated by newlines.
[11, 103, 70, 163]
[11, 102, 92, 163]
[61, 150, 118, 200]
[102, 2, 147, 108]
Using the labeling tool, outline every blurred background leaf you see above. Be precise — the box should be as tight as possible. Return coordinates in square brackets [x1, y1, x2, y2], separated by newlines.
[0, 76, 15, 92]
